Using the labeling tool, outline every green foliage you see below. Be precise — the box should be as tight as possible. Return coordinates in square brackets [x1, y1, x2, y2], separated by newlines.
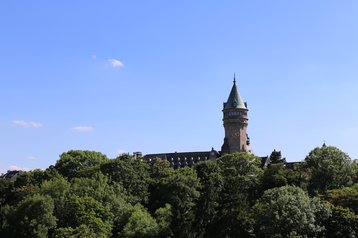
[194, 161, 223, 237]
[217, 152, 262, 177]
[208, 152, 262, 237]
[60, 195, 113, 237]
[39, 175, 70, 228]
[116, 153, 134, 161]
[261, 163, 303, 191]
[149, 158, 173, 178]
[261, 163, 288, 190]
[100, 158, 150, 204]
[0, 204, 13, 237]
[323, 183, 358, 213]
[254, 185, 331, 237]
[284, 167, 302, 187]
[1, 147, 357, 236]
[354, 163, 358, 183]
[14, 168, 60, 188]
[10, 194, 57, 238]
[324, 204, 358, 238]
[269, 149, 286, 164]
[167, 168, 200, 238]
[9, 184, 40, 205]
[154, 204, 173, 238]
[217, 152, 262, 204]
[150, 167, 200, 238]
[0, 179, 13, 206]
[55, 150, 108, 178]
[320, 184, 358, 236]
[70, 173, 124, 202]
[121, 204, 159, 238]
[304, 146, 355, 193]
[53, 224, 102, 238]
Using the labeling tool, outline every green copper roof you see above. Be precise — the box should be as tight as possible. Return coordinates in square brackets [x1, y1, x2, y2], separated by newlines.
[223, 77, 247, 110]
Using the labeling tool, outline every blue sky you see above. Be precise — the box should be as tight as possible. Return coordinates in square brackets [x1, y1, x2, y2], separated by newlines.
[1, 1, 358, 173]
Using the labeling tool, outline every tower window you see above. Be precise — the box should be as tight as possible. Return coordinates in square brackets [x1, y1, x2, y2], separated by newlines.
[228, 111, 242, 116]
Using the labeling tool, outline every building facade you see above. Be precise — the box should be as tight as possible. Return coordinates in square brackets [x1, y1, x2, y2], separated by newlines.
[143, 76, 267, 168]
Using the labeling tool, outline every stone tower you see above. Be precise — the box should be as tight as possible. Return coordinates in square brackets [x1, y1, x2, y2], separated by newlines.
[221, 75, 250, 154]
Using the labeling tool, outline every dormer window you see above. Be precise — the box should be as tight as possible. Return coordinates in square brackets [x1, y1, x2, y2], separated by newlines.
[233, 99, 237, 107]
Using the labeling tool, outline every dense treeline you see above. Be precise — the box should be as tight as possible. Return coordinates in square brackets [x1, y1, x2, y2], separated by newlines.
[0, 146, 357, 237]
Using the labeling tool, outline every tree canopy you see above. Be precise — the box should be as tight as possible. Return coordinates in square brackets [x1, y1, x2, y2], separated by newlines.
[254, 185, 331, 237]
[1, 146, 357, 237]
[303, 146, 356, 193]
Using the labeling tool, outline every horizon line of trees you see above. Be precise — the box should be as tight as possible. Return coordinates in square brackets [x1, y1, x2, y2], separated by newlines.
[0, 145, 357, 237]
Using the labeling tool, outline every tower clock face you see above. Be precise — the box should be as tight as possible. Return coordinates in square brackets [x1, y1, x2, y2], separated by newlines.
[232, 132, 240, 138]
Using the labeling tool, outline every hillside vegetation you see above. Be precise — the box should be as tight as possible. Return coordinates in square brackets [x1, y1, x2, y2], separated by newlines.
[0, 146, 357, 237]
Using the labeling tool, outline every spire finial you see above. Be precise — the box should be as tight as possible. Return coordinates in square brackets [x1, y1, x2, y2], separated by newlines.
[322, 141, 327, 147]
[233, 73, 236, 84]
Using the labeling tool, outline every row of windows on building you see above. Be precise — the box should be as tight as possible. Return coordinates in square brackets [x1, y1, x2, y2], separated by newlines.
[146, 156, 211, 168]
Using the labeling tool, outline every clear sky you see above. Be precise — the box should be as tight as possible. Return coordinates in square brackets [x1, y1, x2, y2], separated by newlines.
[1, 1, 358, 173]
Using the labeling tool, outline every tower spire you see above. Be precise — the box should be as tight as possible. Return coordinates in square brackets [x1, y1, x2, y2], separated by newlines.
[223, 74, 246, 110]
[221, 75, 250, 154]
[322, 141, 327, 147]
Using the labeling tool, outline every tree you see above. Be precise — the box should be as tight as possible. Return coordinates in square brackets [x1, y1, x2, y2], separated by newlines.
[39, 175, 70, 228]
[70, 173, 125, 203]
[284, 166, 302, 187]
[208, 153, 262, 237]
[10, 194, 57, 238]
[321, 182, 358, 237]
[323, 204, 358, 238]
[121, 204, 159, 238]
[52, 224, 99, 238]
[304, 146, 356, 193]
[150, 167, 200, 238]
[116, 153, 134, 161]
[261, 163, 288, 190]
[354, 163, 358, 183]
[55, 150, 108, 178]
[254, 185, 331, 237]
[217, 152, 262, 177]
[9, 184, 40, 206]
[67, 172, 134, 236]
[269, 149, 286, 164]
[0, 204, 12, 237]
[14, 168, 60, 188]
[0, 179, 13, 206]
[194, 161, 223, 237]
[100, 158, 150, 204]
[149, 158, 173, 179]
[154, 203, 173, 238]
[323, 183, 358, 214]
[59, 195, 113, 237]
